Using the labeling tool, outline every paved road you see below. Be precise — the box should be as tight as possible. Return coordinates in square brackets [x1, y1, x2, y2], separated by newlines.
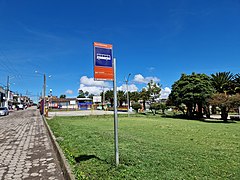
[0, 107, 64, 180]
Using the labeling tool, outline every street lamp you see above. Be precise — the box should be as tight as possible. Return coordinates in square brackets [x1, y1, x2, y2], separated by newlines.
[5, 75, 15, 107]
[125, 73, 131, 117]
[35, 71, 51, 116]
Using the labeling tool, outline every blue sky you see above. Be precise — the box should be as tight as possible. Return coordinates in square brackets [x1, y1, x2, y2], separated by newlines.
[0, 0, 239, 102]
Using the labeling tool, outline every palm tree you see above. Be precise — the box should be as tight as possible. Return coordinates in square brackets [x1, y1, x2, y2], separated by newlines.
[210, 72, 234, 115]
[60, 94, 66, 98]
[104, 90, 114, 107]
[233, 73, 240, 94]
[117, 90, 125, 107]
[129, 91, 140, 103]
[211, 72, 234, 94]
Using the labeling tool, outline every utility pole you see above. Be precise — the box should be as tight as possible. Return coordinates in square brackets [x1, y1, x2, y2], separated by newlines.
[43, 74, 46, 116]
[102, 87, 105, 110]
[35, 71, 51, 116]
[125, 73, 131, 117]
[5, 76, 9, 107]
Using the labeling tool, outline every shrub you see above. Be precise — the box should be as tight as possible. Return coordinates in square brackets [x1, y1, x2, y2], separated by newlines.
[132, 103, 142, 113]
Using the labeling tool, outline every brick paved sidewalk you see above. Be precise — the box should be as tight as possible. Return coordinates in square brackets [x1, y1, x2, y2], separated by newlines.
[0, 108, 65, 180]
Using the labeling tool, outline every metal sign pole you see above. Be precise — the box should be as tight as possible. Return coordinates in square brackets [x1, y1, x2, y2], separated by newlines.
[93, 42, 119, 166]
[113, 58, 119, 166]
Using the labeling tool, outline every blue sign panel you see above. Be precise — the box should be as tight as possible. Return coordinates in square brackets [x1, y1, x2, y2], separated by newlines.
[94, 46, 113, 67]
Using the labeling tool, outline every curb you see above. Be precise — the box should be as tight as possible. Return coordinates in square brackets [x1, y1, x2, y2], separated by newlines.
[42, 115, 75, 180]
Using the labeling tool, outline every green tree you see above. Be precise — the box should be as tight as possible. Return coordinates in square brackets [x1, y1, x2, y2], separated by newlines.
[140, 88, 150, 110]
[229, 93, 240, 109]
[211, 72, 234, 94]
[88, 94, 94, 99]
[77, 90, 85, 98]
[132, 103, 142, 113]
[117, 90, 125, 107]
[129, 91, 140, 103]
[209, 93, 229, 121]
[85, 91, 89, 97]
[169, 73, 214, 118]
[150, 102, 168, 115]
[104, 90, 114, 107]
[147, 80, 161, 102]
[209, 93, 240, 121]
[59, 94, 66, 98]
[159, 103, 167, 114]
[149, 102, 160, 115]
[210, 72, 236, 114]
[139, 80, 161, 110]
[233, 73, 240, 93]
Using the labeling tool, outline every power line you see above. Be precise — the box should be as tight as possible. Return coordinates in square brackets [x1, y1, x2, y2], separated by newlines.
[0, 49, 23, 83]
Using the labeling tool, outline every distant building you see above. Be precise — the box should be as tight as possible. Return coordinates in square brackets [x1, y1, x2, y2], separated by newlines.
[0, 86, 5, 107]
[48, 97, 92, 110]
[77, 98, 92, 110]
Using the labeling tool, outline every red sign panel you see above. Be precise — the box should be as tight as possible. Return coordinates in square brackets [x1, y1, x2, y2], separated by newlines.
[94, 42, 113, 81]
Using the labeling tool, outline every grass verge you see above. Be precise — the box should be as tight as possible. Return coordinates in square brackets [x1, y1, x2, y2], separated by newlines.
[47, 115, 240, 179]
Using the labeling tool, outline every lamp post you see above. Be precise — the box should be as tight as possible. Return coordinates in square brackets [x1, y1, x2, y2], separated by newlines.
[125, 73, 131, 117]
[49, 88, 52, 110]
[5, 76, 15, 107]
[35, 71, 51, 116]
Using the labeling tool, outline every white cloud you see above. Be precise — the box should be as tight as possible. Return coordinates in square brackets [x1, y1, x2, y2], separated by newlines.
[133, 74, 160, 84]
[117, 84, 138, 92]
[65, 89, 74, 94]
[79, 84, 110, 95]
[147, 67, 155, 72]
[80, 76, 109, 87]
[160, 87, 171, 99]
[78, 76, 111, 95]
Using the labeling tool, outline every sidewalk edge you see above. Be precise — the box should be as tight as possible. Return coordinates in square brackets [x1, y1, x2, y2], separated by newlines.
[42, 115, 75, 180]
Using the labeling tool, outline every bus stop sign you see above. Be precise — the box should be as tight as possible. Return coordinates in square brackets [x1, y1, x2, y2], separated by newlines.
[94, 42, 113, 81]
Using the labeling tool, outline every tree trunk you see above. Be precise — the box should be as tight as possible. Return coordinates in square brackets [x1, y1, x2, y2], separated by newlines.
[110, 98, 114, 107]
[204, 105, 211, 119]
[197, 103, 203, 118]
[119, 100, 123, 107]
[212, 105, 217, 114]
[150, 109, 155, 115]
[143, 100, 146, 110]
[162, 109, 165, 114]
[187, 105, 193, 118]
[221, 107, 228, 122]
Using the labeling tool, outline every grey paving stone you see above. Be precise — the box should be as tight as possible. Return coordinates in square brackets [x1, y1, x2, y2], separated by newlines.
[0, 108, 65, 180]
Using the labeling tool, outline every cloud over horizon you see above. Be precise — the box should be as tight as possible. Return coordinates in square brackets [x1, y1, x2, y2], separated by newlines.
[117, 84, 138, 92]
[133, 74, 160, 84]
[160, 87, 171, 99]
[78, 76, 110, 95]
[80, 76, 109, 87]
[78, 75, 170, 98]
[65, 89, 73, 95]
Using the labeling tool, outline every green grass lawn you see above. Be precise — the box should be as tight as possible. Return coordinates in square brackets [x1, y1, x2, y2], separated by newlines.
[47, 115, 240, 179]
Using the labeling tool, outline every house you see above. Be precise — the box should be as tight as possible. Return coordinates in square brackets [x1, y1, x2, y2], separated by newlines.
[48, 97, 93, 110]
[0, 86, 5, 107]
[77, 98, 92, 110]
[48, 97, 78, 109]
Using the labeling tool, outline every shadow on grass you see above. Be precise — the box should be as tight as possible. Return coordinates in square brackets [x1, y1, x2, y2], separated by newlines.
[74, 155, 102, 163]
[199, 119, 236, 124]
[74, 155, 116, 166]
[74, 154, 137, 168]
[163, 114, 237, 124]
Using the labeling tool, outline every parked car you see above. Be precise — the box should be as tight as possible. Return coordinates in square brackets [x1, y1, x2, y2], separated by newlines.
[17, 104, 24, 110]
[0, 107, 9, 116]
